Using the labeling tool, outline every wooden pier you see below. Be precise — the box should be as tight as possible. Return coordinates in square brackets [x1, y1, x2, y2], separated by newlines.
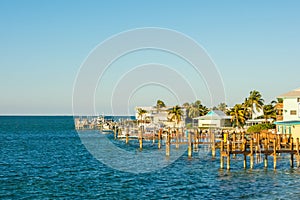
[74, 116, 300, 170]
[114, 126, 300, 170]
[220, 132, 300, 170]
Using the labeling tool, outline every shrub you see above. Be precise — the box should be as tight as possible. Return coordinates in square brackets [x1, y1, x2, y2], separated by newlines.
[247, 123, 275, 133]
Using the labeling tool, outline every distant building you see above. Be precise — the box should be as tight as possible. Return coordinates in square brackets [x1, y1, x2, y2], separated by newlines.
[194, 110, 232, 128]
[274, 88, 300, 140]
[135, 106, 186, 128]
[245, 118, 274, 127]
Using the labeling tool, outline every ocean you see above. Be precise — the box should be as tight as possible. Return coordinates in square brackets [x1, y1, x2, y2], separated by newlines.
[1, 116, 300, 199]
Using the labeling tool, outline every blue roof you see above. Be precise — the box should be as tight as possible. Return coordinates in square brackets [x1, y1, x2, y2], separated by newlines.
[274, 121, 300, 125]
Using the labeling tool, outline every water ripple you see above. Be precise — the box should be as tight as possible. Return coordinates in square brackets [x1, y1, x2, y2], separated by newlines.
[1, 116, 300, 199]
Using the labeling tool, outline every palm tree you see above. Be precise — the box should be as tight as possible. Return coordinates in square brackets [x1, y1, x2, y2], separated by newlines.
[194, 100, 202, 107]
[168, 105, 183, 127]
[156, 99, 166, 109]
[230, 104, 246, 128]
[199, 104, 209, 116]
[242, 98, 251, 120]
[156, 99, 166, 113]
[217, 102, 227, 112]
[263, 103, 276, 123]
[188, 105, 200, 119]
[247, 90, 264, 119]
[182, 102, 190, 108]
[137, 108, 147, 125]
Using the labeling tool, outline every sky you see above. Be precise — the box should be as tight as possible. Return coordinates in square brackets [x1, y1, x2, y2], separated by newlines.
[0, 0, 299, 115]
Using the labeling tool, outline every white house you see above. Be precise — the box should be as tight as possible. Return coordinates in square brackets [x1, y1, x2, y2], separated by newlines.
[135, 106, 186, 128]
[274, 88, 300, 140]
[194, 110, 232, 128]
[278, 88, 300, 121]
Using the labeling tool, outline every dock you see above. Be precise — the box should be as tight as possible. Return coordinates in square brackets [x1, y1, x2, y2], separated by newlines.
[112, 126, 300, 170]
[74, 116, 300, 170]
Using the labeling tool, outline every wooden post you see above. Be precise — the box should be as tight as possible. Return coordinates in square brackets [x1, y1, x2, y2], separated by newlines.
[227, 140, 231, 170]
[224, 131, 227, 143]
[152, 130, 155, 144]
[126, 133, 129, 144]
[243, 138, 247, 169]
[211, 130, 216, 158]
[242, 132, 245, 144]
[273, 138, 277, 170]
[188, 131, 192, 158]
[255, 143, 259, 164]
[256, 133, 260, 163]
[290, 137, 294, 168]
[277, 134, 281, 150]
[166, 132, 170, 157]
[264, 138, 268, 168]
[158, 129, 162, 149]
[220, 140, 224, 169]
[114, 126, 117, 139]
[232, 133, 236, 159]
[250, 138, 254, 169]
[194, 129, 198, 152]
[176, 128, 179, 149]
[296, 138, 300, 168]
[125, 127, 129, 144]
[139, 127, 143, 150]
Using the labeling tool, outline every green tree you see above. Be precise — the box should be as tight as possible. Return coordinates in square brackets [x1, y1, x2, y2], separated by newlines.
[156, 99, 166, 109]
[247, 123, 275, 133]
[137, 108, 147, 124]
[199, 104, 209, 116]
[186, 100, 209, 118]
[182, 102, 190, 109]
[277, 98, 283, 103]
[217, 102, 227, 112]
[168, 105, 183, 127]
[263, 103, 276, 122]
[246, 90, 264, 119]
[188, 105, 200, 119]
[182, 102, 191, 122]
[242, 98, 251, 120]
[230, 104, 246, 128]
[194, 100, 202, 107]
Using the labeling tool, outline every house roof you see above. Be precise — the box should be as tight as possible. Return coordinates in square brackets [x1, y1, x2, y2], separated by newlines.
[194, 110, 231, 120]
[278, 88, 300, 98]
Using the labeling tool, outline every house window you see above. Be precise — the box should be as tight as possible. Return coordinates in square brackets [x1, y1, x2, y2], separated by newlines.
[290, 110, 297, 115]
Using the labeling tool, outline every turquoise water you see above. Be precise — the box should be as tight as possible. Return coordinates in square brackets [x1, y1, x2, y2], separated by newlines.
[1, 116, 300, 199]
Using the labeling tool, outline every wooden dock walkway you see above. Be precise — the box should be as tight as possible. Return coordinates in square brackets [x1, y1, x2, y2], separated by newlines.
[111, 126, 300, 170]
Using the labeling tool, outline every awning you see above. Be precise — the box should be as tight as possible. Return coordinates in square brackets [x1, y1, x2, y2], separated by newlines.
[274, 120, 300, 125]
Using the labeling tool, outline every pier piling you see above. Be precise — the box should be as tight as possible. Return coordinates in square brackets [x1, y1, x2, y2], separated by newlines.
[188, 131, 192, 158]
[158, 129, 162, 149]
[297, 138, 300, 168]
[273, 138, 277, 170]
[139, 127, 143, 150]
[166, 132, 170, 157]
[227, 140, 231, 170]
[176, 129, 179, 149]
[220, 140, 224, 169]
[264, 138, 268, 168]
[250, 138, 254, 169]
[290, 137, 294, 168]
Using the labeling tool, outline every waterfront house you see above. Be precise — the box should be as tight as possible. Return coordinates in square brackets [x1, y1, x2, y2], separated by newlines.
[135, 106, 186, 128]
[274, 88, 300, 140]
[193, 110, 232, 129]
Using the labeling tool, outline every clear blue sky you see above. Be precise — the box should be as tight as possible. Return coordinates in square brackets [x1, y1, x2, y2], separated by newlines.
[1, 0, 299, 115]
